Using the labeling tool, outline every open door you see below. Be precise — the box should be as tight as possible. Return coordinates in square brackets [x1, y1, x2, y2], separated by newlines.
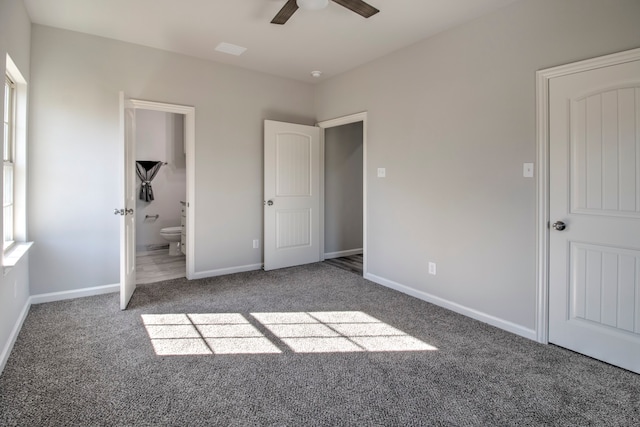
[264, 120, 320, 270]
[119, 92, 136, 309]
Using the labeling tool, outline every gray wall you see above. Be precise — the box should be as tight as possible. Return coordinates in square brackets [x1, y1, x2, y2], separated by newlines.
[135, 110, 186, 251]
[28, 25, 315, 295]
[0, 0, 31, 368]
[324, 122, 363, 255]
[314, 0, 640, 332]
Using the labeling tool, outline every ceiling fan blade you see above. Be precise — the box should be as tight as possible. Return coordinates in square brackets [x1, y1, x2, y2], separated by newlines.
[271, 0, 299, 25]
[331, 0, 379, 18]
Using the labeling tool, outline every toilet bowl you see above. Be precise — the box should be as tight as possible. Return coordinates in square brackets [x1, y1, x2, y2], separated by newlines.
[160, 226, 182, 256]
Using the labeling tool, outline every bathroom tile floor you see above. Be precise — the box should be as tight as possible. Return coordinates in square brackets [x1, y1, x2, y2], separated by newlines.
[136, 248, 186, 285]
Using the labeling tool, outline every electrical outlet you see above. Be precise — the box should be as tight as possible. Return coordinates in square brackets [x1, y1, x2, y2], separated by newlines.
[377, 168, 386, 178]
[253, 239, 259, 249]
[428, 262, 437, 275]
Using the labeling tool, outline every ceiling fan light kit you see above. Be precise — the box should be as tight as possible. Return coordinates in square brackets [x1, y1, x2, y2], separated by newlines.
[297, 0, 329, 11]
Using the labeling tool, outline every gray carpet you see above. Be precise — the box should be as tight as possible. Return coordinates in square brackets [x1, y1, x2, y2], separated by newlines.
[1, 263, 639, 426]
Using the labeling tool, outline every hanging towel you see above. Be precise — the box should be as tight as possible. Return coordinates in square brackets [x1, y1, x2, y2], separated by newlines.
[136, 161, 163, 202]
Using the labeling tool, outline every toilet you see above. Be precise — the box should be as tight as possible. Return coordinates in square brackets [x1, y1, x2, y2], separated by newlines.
[160, 226, 182, 255]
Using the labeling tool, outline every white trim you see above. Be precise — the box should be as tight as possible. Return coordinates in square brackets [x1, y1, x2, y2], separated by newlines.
[30, 283, 119, 305]
[535, 67, 551, 344]
[2, 241, 32, 275]
[0, 297, 30, 375]
[366, 273, 537, 341]
[317, 112, 368, 274]
[190, 263, 263, 280]
[324, 248, 363, 259]
[127, 99, 194, 115]
[535, 47, 640, 344]
[318, 125, 325, 261]
[5, 54, 28, 244]
[126, 98, 196, 281]
[318, 112, 368, 129]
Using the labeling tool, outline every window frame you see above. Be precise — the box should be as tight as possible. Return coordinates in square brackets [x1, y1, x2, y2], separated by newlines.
[3, 74, 16, 251]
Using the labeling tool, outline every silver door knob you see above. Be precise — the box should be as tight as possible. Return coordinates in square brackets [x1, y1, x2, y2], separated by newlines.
[266, 200, 274, 206]
[552, 221, 566, 231]
[125, 208, 134, 215]
[114, 208, 125, 216]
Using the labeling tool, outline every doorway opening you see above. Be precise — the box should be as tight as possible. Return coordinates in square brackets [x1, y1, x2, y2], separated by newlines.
[135, 109, 187, 284]
[261, 113, 366, 274]
[120, 97, 195, 303]
[319, 112, 367, 276]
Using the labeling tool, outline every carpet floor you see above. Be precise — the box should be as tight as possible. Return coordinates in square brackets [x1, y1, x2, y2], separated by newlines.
[1, 263, 639, 426]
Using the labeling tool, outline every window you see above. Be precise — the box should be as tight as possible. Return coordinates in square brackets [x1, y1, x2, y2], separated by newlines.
[3, 74, 15, 250]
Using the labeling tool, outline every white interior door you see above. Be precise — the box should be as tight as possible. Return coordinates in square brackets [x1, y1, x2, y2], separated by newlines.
[264, 120, 320, 271]
[119, 92, 136, 309]
[548, 59, 640, 373]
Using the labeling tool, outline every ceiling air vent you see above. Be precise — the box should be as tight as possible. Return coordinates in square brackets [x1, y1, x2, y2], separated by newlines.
[214, 42, 247, 56]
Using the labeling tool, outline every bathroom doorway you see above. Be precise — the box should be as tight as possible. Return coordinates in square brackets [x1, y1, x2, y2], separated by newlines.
[120, 98, 195, 290]
[135, 109, 187, 284]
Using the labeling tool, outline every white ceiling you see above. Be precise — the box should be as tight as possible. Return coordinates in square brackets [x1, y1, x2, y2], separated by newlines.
[23, 0, 519, 83]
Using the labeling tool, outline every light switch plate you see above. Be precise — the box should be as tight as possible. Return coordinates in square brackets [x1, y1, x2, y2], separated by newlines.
[377, 168, 386, 178]
[523, 163, 534, 178]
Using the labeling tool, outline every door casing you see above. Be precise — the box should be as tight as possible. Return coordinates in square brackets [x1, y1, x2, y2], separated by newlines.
[124, 98, 196, 280]
[535, 47, 640, 343]
[318, 112, 368, 276]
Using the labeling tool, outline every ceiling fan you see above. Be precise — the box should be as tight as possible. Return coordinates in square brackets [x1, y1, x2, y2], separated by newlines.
[271, 0, 380, 25]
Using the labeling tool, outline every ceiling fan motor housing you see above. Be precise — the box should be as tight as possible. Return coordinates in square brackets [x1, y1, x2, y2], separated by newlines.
[297, 0, 329, 10]
[271, 0, 379, 25]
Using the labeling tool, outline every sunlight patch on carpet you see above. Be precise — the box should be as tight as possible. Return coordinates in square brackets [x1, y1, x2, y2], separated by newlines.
[141, 313, 281, 355]
[141, 311, 437, 356]
[254, 311, 438, 353]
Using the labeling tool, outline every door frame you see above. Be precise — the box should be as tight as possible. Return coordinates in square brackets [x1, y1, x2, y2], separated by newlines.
[535, 47, 640, 344]
[317, 112, 368, 276]
[127, 98, 196, 279]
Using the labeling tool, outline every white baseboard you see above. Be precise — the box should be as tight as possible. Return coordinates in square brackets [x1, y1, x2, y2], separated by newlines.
[364, 273, 537, 341]
[190, 263, 263, 280]
[30, 283, 119, 305]
[324, 248, 363, 260]
[0, 298, 31, 375]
